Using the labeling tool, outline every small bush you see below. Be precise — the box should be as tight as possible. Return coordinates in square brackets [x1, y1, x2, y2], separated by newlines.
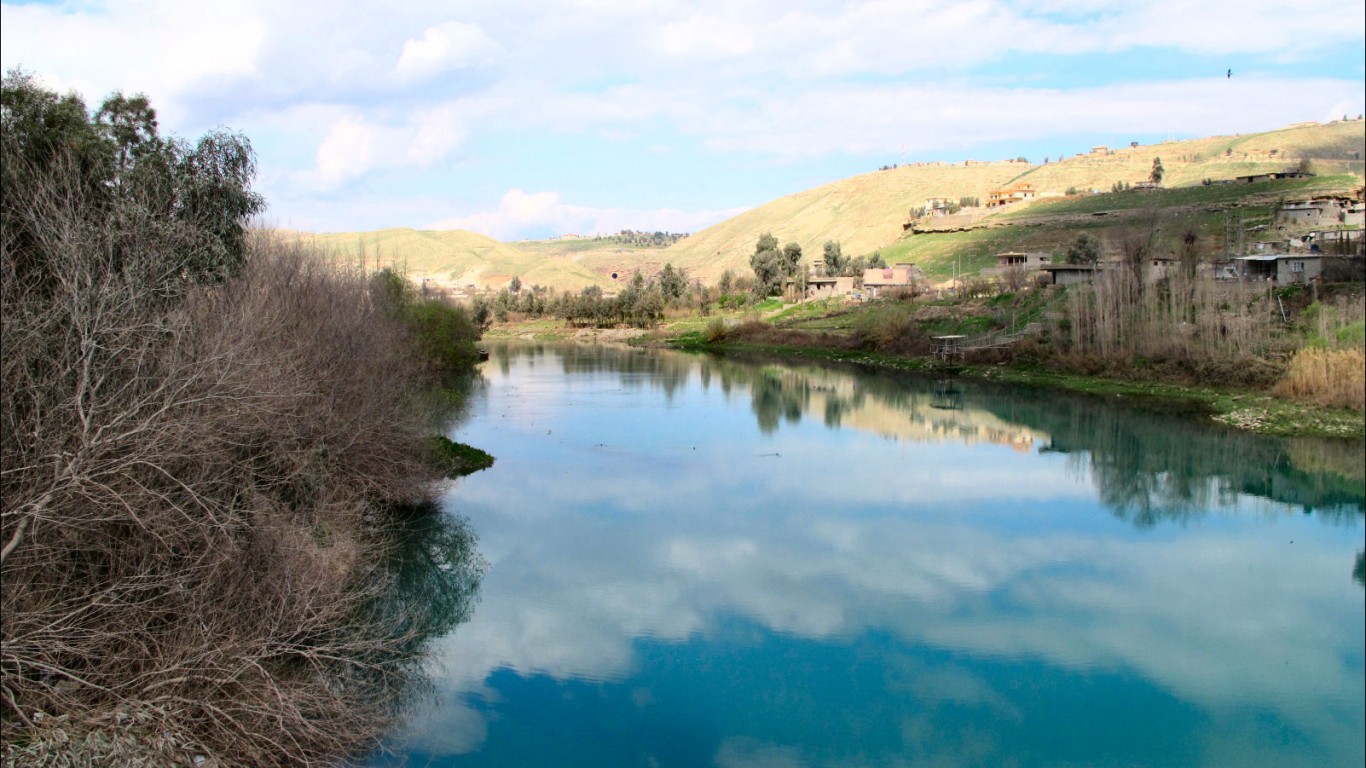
[704, 317, 729, 342]
[429, 436, 495, 477]
[1336, 321, 1365, 348]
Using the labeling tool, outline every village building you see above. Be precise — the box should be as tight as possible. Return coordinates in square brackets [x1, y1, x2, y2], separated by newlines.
[1300, 228, 1364, 254]
[982, 251, 1051, 277]
[1235, 254, 1323, 284]
[923, 196, 957, 216]
[1235, 171, 1315, 184]
[806, 275, 857, 300]
[986, 183, 1036, 207]
[862, 263, 923, 297]
[1276, 197, 1361, 228]
[1039, 263, 1101, 286]
[1146, 256, 1179, 281]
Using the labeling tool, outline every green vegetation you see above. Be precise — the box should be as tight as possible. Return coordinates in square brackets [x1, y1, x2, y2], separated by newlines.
[750, 233, 803, 296]
[592, 229, 688, 247]
[371, 267, 483, 380]
[2, 72, 486, 766]
[996, 175, 1358, 219]
[429, 436, 496, 477]
[655, 268, 1365, 438]
[1066, 233, 1102, 265]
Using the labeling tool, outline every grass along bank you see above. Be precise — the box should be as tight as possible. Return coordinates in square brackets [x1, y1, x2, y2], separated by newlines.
[665, 329, 1363, 439]
[655, 278, 1365, 439]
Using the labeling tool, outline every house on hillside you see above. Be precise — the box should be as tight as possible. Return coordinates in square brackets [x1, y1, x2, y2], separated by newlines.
[1235, 171, 1315, 184]
[1276, 197, 1357, 227]
[1273, 195, 1360, 225]
[922, 197, 958, 217]
[806, 275, 856, 300]
[1235, 254, 1323, 284]
[862, 263, 923, 297]
[986, 183, 1036, 207]
[1040, 263, 1101, 286]
[982, 251, 1050, 277]
[1147, 256, 1179, 281]
[1302, 228, 1364, 254]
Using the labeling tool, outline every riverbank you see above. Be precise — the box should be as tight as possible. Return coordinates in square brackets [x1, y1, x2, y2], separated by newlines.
[669, 333, 1364, 440]
[481, 317, 1362, 439]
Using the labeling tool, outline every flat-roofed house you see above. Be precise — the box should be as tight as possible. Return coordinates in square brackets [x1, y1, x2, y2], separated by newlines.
[1040, 263, 1101, 286]
[1235, 254, 1323, 284]
[982, 251, 1051, 277]
[986, 183, 1036, 208]
[862, 263, 923, 297]
[806, 275, 856, 299]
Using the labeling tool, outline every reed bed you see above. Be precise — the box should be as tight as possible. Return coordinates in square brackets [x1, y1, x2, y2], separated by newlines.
[1273, 347, 1366, 410]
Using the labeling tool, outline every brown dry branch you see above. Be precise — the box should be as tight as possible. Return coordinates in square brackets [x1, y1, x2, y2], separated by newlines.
[1062, 267, 1293, 382]
[3, 157, 469, 765]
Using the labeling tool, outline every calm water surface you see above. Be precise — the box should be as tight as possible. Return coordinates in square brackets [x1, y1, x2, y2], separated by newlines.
[373, 343, 1364, 767]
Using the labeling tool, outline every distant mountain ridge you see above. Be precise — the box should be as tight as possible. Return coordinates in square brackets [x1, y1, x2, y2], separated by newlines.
[281, 119, 1364, 291]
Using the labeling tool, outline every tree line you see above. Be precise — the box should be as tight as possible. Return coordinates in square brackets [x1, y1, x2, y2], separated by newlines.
[750, 235, 885, 296]
[475, 263, 704, 327]
[592, 229, 689, 247]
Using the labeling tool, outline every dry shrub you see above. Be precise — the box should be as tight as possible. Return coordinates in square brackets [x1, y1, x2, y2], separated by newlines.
[2, 182, 460, 766]
[1273, 347, 1366, 410]
[704, 316, 729, 342]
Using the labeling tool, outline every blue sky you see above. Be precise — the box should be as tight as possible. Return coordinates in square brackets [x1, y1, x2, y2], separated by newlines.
[3, 0, 1363, 240]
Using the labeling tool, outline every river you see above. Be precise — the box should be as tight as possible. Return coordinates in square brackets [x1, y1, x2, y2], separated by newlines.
[371, 342, 1365, 767]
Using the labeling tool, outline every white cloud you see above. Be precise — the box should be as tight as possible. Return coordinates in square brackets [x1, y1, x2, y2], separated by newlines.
[655, 12, 755, 58]
[304, 101, 477, 188]
[388, 347, 1365, 762]
[394, 20, 503, 80]
[314, 117, 384, 186]
[0, 0, 266, 123]
[670, 77, 1366, 157]
[429, 189, 748, 240]
[4, 0, 1361, 234]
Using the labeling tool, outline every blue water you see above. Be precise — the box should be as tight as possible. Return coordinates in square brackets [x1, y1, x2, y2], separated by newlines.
[372, 343, 1365, 767]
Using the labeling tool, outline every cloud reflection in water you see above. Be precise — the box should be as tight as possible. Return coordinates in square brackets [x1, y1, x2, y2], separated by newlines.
[383, 344, 1364, 766]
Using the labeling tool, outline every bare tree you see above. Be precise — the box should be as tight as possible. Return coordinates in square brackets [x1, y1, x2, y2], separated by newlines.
[3, 158, 476, 766]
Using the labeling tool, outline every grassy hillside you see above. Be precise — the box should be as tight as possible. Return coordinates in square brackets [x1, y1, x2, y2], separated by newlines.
[664, 119, 1363, 283]
[281, 228, 607, 291]
[282, 119, 1364, 291]
[515, 237, 684, 288]
[890, 170, 1364, 280]
[658, 162, 1027, 283]
[1004, 120, 1364, 194]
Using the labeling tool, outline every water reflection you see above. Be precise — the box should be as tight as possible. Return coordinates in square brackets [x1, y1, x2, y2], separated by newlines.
[500, 343, 1364, 522]
[359, 502, 484, 743]
[376, 343, 1364, 767]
